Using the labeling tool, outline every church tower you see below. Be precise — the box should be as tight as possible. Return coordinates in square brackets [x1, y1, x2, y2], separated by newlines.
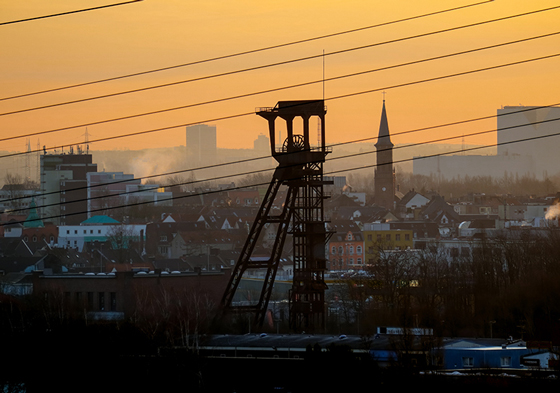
[374, 99, 395, 211]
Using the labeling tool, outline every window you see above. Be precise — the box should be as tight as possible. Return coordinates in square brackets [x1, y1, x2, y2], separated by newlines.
[331, 246, 336, 254]
[385, 234, 391, 242]
[462, 357, 474, 367]
[356, 246, 362, 254]
[98, 292, 105, 311]
[367, 234, 372, 241]
[500, 357, 511, 367]
[405, 234, 410, 241]
[348, 233, 353, 241]
[90, 230, 93, 234]
[67, 230, 70, 234]
[395, 234, 401, 241]
[87, 292, 94, 309]
[377, 234, 382, 241]
[349, 258, 353, 265]
[83, 230, 86, 234]
[98, 230, 101, 234]
[74, 230, 77, 234]
[338, 246, 343, 255]
[357, 258, 362, 264]
[349, 246, 354, 255]
[110, 292, 117, 311]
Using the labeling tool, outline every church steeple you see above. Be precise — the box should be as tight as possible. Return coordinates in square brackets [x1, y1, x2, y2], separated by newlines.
[374, 99, 395, 211]
[375, 99, 393, 148]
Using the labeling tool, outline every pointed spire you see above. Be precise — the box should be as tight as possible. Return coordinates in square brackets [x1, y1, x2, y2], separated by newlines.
[375, 99, 393, 148]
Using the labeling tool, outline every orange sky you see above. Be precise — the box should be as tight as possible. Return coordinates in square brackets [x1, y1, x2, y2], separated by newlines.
[1, 0, 559, 163]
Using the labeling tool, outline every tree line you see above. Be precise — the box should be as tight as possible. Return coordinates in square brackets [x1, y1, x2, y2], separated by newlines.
[328, 229, 560, 342]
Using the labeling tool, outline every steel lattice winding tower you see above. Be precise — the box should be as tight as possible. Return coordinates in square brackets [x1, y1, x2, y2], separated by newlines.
[221, 100, 331, 331]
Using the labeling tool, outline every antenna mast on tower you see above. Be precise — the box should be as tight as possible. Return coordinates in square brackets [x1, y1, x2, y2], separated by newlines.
[25, 139, 31, 181]
[36, 139, 40, 183]
[82, 127, 90, 154]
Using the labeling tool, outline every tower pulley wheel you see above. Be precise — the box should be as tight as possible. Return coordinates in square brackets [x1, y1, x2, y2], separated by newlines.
[283, 135, 306, 152]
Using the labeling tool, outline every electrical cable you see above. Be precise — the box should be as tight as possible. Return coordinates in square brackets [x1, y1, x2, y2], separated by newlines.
[0, 1, 492, 101]
[2, 103, 557, 206]
[0, 1, 143, 26]
[2, 30, 558, 145]
[5, 115, 559, 217]
[2, 50, 559, 161]
[8, 124, 560, 226]
[3, 4, 559, 117]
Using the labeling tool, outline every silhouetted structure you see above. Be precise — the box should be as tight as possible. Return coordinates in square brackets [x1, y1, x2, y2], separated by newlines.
[222, 100, 331, 331]
[374, 100, 395, 211]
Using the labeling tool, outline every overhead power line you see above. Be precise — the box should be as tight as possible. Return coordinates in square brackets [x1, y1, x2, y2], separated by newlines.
[5, 114, 560, 215]
[0, 1, 143, 26]
[0, 1, 492, 101]
[5, 120, 560, 226]
[3, 4, 559, 117]
[2, 30, 558, 145]
[3, 103, 558, 206]
[2, 50, 559, 160]
[3, 103, 557, 206]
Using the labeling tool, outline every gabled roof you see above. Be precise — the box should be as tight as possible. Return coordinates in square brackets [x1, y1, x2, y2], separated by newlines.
[81, 215, 120, 225]
[325, 193, 362, 209]
[421, 196, 460, 223]
[398, 190, 429, 208]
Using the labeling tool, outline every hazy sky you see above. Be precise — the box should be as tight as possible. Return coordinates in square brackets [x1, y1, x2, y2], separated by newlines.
[1, 0, 559, 157]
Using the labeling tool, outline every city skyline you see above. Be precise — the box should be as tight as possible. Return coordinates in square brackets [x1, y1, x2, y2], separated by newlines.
[1, 0, 559, 161]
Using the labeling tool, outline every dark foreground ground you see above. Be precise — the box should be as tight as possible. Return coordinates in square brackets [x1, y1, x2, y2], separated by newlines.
[2, 349, 558, 392]
[1, 324, 558, 392]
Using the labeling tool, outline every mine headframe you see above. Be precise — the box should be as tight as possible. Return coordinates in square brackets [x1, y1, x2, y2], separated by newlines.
[221, 100, 332, 331]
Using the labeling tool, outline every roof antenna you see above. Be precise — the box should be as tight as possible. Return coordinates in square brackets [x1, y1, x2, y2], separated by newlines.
[322, 49, 325, 101]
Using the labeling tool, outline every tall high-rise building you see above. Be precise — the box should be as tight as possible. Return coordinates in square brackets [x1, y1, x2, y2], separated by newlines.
[374, 100, 395, 211]
[186, 124, 217, 165]
[497, 105, 560, 178]
[40, 151, 97, 225]
[253, 133, 269, 154]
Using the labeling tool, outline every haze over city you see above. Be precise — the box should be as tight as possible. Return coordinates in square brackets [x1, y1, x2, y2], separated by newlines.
[1, 0, 559, 156]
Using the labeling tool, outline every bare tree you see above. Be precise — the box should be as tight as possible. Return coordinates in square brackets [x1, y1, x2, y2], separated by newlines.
[107, 224, 138, 264]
